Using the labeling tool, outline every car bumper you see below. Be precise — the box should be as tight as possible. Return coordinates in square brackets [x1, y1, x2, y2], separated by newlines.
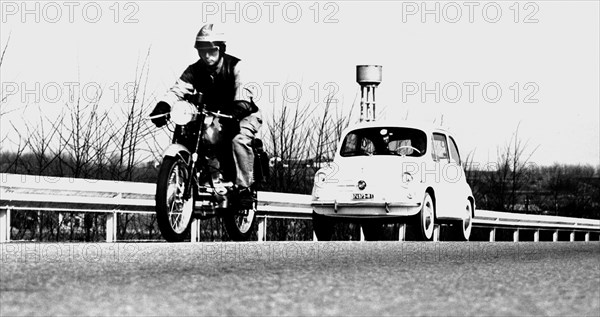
[312, 200, 421, 218]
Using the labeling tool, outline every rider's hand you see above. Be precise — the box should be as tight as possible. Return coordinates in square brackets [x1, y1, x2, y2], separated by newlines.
[150, 101, 171, 127]
[230, 107, 246, 121]
[231, 100, 256, 121]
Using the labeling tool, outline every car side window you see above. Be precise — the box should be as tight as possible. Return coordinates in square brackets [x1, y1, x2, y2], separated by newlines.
[432, 133, 449, 161]
[448, 136, 461, 164]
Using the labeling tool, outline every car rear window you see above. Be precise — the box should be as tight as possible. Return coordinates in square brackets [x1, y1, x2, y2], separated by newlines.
[340, 127, 427, 157]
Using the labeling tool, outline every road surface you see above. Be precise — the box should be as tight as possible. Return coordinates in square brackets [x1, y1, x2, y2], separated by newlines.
[1, 242, 599, 316]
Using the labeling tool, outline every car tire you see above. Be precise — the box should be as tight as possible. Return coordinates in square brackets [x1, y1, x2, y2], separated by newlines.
[312, 213, 334, 241]
[446, 199, 473, 241]
[408, 192, 435, 241]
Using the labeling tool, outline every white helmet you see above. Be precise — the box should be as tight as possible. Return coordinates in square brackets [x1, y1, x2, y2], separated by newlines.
[194, 24, 226, 50]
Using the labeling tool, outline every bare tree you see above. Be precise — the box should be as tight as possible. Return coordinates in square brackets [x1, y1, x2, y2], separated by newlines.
[0, 33, 23, 170]
[262, 84, 352, 194]
[535, 164, 599, 218]
[483, 123, 539, 211]
[107, 48, 157, 236]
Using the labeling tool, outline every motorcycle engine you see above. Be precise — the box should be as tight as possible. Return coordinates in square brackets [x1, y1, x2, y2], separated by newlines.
[203, 116, 223, 145]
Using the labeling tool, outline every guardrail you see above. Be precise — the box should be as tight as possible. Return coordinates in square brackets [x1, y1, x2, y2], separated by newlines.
[1, 173, 599, 243]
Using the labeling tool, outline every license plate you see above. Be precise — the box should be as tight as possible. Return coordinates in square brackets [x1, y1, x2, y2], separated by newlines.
[352, 193, 374, 200]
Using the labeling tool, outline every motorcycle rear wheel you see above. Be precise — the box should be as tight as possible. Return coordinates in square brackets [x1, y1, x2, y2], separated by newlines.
[156, 156, 194, 242]
[223, 190, 257, 241]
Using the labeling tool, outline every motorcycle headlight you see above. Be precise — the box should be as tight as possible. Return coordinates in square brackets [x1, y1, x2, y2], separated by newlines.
[170, 101, 197, 125]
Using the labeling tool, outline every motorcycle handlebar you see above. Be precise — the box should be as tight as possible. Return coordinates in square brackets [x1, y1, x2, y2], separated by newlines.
[146, 102, 233, 121]
[205, 110, 233, 119]
[147, 113, 169, 120]
[147, 110, 232, 120]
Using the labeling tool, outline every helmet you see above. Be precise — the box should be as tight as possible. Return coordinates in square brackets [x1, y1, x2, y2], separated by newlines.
[194, 24, 226, 51]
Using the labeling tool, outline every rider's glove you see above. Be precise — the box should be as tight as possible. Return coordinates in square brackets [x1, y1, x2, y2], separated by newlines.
[150, 101, 171, 127]
[231, 100, 258, 121]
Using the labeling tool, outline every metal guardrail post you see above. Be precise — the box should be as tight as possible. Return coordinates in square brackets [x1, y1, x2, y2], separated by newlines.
[398, 223, 406, 241]
[433, 225, 440, 242]
[569, 231, 575, 242]
[0, 207, 10, 242]
[359, 225, 365, 241]
[552, 230, 559, 242]
[257, 216, 267, 242]
[513, 229, 520, 242]
[190, 219, 201, 242]
[585, 232, 590, 242]
[489, 228, 496, 242]
[534, 230, 540, 242]
[106, 211, 117, 243]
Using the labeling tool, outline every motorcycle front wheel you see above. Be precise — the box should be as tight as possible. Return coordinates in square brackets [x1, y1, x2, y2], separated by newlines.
[156, 156, 194, 242]
[223, 190, 257, 241]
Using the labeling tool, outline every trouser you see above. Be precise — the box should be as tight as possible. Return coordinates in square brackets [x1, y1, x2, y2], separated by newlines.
[232, 112, 262, 188]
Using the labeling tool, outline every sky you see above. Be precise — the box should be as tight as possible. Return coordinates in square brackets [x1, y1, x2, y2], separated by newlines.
[1, 1, 599, 167]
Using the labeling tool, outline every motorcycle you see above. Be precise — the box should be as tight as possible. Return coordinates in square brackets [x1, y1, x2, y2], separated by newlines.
[150, 94, 266, 242]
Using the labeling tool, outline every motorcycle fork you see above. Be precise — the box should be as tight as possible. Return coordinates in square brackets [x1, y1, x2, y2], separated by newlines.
[183, 112, 207, 200]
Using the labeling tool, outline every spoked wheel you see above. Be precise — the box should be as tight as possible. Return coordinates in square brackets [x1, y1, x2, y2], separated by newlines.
[446, 199, 473, 241]
[408, 193, 435, 241]
[223, 191, 257, 241]
[156, 156, 194, 242]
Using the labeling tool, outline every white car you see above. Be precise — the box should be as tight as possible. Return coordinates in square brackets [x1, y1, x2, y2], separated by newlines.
[311, 120, 474, 241]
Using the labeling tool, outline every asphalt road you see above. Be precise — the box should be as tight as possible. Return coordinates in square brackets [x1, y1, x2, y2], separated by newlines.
[1, 242, 599, 316]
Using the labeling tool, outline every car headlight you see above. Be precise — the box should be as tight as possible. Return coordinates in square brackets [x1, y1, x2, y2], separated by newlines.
[314, 170, 327, 187]
[170, 100, 197, 125]
[312, 169, 331, 199]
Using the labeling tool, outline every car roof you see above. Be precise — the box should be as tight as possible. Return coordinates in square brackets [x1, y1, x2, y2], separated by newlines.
[341, 119, 452, 136]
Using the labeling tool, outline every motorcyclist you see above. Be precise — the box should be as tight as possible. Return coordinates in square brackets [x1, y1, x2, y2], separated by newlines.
[150, 24, 261, 206]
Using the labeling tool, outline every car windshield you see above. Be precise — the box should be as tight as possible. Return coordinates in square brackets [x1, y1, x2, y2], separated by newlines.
[340, 127, 427, 157]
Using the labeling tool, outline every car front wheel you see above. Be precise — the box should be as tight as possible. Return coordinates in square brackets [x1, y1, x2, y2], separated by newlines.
[446, 199, 472, 241]
[408, 193, 435, 241]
